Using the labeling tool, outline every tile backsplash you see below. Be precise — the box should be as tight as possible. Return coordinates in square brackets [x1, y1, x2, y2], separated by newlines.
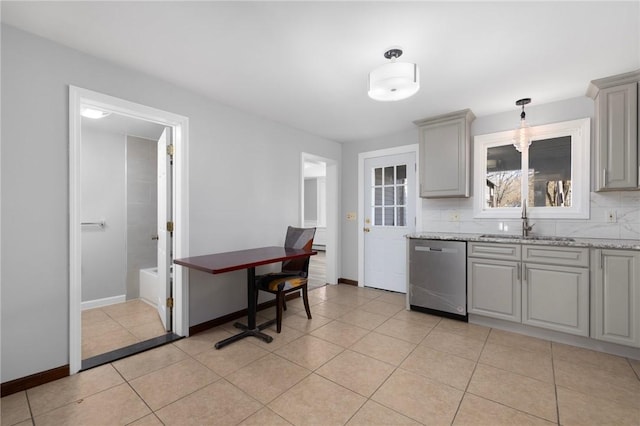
[421, 191, 640, 240]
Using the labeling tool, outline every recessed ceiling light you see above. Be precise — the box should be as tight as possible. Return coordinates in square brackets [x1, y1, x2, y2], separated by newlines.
[81, 107, 111, 119]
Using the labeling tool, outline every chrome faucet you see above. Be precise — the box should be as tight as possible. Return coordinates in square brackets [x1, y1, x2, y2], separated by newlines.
[522, 201, 534, 237]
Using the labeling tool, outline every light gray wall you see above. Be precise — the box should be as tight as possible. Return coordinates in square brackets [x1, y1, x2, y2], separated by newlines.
[80, 129, 127, 302]
[340, 96, 639, 281]
[126, 135, 158, 300]
[0, 25, 341, 382]
[341, 127, 417, 280]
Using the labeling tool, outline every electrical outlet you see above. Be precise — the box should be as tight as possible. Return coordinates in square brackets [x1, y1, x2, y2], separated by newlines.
[449, 211, 460, 222]
[606, 210, 617, 223]
[346, 212, 356, 221]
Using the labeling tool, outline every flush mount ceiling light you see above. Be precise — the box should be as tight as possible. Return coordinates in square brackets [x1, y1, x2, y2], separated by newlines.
[80, 107, 111, 119]
[368, 48, 420, 102]
[513, 98, 532, 152]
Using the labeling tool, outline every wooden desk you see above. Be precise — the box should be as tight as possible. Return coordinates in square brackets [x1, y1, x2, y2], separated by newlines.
[174, 246, 317, 349]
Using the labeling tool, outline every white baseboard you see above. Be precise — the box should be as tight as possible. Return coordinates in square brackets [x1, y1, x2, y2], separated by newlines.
[81, 294, 126, 310]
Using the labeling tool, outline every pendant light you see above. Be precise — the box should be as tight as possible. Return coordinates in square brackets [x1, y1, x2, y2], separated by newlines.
[368, 48, 420, 102]
[513, 98, 531, 152]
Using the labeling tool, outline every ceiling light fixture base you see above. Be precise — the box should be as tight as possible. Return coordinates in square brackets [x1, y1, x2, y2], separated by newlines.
[383, 49, 403, 60]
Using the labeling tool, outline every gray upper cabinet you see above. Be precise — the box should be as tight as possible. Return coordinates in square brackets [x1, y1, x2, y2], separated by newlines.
[414, 109, 475, 198]
[587, 70, 640, 191]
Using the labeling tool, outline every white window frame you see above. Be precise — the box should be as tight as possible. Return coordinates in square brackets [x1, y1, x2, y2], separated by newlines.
[371, 164, 409, 227]
[474, 118, 590, 219]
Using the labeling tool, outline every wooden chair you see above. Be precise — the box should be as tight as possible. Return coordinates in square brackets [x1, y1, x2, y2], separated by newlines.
[256, 226, 316, 333]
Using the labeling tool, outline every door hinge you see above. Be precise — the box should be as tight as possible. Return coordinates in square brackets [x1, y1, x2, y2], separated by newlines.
[167, 144, 174, 157]
[166, 297, 174, 309]
[166, 221, 174, 232]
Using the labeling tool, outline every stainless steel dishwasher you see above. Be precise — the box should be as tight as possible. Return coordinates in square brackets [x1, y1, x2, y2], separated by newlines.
[409, 238, 467, 321]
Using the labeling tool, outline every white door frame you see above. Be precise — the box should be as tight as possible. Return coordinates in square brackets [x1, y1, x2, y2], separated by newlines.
[300, 153, 339, 285]
[358, 144, 420, 288]
[69, 86, 190, 374]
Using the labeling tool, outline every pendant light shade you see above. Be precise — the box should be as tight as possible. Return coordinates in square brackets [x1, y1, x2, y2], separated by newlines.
[368, 48, 420, 102]
[513, 98, 531, 152]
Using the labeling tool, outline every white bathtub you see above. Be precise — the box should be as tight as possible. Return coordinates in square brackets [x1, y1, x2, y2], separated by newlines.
[139, 267, 159, 307]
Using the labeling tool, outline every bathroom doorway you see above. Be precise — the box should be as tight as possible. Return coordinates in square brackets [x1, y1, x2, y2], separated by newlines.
[80, 114, 169, 366]
[69, 87, 189, 374]
[301, 153, 339, 288]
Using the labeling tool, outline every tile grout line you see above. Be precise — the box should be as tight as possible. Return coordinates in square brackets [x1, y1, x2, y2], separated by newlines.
[344, 315, 444, 425]
[449, 323, 491, 424]
[264, 291, 418, 425]
[24, 389, 35, 426]
[111, 366, 158, 425]
[550, 344, 561, 426]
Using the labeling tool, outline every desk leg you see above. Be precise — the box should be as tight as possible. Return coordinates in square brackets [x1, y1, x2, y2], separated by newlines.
[214, 267, 274, 349]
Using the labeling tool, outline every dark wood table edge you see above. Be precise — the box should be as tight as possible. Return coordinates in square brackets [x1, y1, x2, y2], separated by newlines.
[173, 247, 317, 349]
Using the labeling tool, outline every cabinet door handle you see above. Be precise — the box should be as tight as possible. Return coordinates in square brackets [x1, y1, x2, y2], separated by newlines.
[523, 264, 527, 281]
[602, 168, 607, 186]
[600, 252, 604, 269]
[517, 263, 521, 280]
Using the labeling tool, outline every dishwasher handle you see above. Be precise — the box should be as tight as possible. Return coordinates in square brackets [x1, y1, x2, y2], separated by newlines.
[414, 246, 459, 254]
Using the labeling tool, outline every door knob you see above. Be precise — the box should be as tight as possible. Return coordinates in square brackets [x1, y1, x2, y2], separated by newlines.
[363, 227, 371, 233]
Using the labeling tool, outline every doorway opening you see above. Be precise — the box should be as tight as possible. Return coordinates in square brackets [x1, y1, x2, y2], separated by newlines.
[301, 153, 339, 288]
[69, 87, 189, 374]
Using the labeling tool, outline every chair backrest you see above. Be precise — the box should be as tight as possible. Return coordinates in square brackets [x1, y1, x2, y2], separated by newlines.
[282, 226, 316, 276]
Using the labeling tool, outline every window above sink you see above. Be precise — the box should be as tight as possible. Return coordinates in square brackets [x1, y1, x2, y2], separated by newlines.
[474, 118, 591, 219]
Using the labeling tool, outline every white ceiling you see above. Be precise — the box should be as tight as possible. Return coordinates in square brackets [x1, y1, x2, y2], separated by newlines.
[2, 1, 639, 143]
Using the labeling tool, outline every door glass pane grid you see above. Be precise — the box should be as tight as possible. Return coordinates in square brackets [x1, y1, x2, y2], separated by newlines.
[372, 164, 408, 227]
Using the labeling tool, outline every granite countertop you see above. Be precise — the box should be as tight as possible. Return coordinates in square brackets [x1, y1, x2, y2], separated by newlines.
[406, 232, 640, 250]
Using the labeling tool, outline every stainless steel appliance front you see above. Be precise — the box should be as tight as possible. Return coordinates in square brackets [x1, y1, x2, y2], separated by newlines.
[409, 239, 467, 320]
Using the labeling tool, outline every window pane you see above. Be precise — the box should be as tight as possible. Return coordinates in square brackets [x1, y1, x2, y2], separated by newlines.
[384, 167, 394, 184]
[396, 185, 406, 205]
[374, 168, 382, 185]
[384, 207, 395, 226]
[397, 207, 406, 226]
[374, 207, 382, 225]
[486, 144, 522, 208]
[396, 165, 407, 184]
[384, 187, 394, 206]
[528, 136, 572, 207]
[374, 188, 382, 206]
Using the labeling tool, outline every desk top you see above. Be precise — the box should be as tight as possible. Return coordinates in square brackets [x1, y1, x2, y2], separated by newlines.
[173, 246, 317, 274]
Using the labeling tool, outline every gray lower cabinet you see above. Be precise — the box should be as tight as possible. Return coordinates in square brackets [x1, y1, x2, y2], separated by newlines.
[468, 242, 521, 323]
[468, 257, 521, 322]
[591, 249, 640, 347]
[522, 263, 590, 337]
[468, 242, 590, 337]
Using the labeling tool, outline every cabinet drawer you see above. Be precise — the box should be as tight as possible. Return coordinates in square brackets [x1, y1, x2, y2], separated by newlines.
[523, 245, 589, 268]
[468, 242, 521, 261]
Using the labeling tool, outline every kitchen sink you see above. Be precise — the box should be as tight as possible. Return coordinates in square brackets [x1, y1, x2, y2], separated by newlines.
[479, 234, 575, 242]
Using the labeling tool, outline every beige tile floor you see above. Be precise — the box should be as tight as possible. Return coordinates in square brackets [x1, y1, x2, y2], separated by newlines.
[82, 299, 168, 359]
[3, 284, 640, 425]
[307, 250, 326, 290]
